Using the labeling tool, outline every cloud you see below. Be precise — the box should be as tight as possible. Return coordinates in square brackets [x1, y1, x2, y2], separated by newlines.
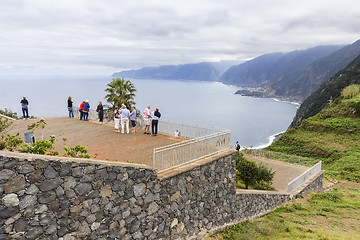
[0, 0, 360, 76]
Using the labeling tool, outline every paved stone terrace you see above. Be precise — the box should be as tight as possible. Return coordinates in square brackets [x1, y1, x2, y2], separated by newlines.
[4, 117, 182, 167]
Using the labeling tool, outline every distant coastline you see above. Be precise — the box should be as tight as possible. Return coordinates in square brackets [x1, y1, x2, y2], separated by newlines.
[246, 131, 285, 150]
[235, 88, 303, 103]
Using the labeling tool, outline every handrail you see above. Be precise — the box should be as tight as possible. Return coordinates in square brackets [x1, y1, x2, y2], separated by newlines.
[153, 130, 231, 172]
[287, 161, 322, 193]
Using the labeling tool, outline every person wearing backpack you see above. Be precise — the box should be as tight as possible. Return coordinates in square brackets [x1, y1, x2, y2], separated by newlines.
[151, 108, 161, 136]
[235, 141, 241, 151]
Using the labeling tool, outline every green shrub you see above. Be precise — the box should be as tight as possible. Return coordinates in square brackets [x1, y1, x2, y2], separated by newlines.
[0, 116, 12, 133]
[20, 136, 58, 155]
[63, 145, 90, 158]
[4, 133, 24, 151]
[341, 84, 360, 99]
[0, 141, 5, 150]
[255, 163, 276, 190]
[236, 155, 258, 189]
[0, 108, 18, 119]
[235, 152, 275, 190]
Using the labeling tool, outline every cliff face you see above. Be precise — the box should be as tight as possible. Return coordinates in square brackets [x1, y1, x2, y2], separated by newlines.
[112, 62, 236, 82]
[290, 54, 360, 128]
[231, 40, 360, 102]
[271, 39, 360, 101]
[219, 45, 343, 89]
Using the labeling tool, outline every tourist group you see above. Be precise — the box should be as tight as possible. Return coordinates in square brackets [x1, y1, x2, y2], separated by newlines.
[67, 97, 161, 136]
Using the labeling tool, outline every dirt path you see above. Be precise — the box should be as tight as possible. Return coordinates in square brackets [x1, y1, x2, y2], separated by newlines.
[245, 154, 310, 192]
[4, 117, 181, 167]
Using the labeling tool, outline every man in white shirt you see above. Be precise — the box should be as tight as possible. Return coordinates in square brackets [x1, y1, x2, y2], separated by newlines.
[120, 104, 130, 134]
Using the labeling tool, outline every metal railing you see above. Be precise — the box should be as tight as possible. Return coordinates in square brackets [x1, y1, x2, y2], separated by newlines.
[73, 107, 231, 172]
[287, 161, 322, 193]
[73, 107, 101, 121]
[154, 130, 231, 172]
[137, 118, 225, 139]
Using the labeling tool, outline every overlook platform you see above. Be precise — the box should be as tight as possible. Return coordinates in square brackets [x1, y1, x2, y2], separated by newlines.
[4, 117, 181, 167]
[3, 116, 318, 193]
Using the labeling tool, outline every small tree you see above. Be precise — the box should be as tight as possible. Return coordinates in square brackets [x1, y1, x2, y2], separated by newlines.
[105, 77, 136, 109]
[255, 163, 275, 190]
[235, 152, 275, 190]
[235, 152, 258, 189]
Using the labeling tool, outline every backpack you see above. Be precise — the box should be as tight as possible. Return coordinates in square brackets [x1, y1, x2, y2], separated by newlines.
[114, 110, 119, 118]
[154, 111, 161, 118]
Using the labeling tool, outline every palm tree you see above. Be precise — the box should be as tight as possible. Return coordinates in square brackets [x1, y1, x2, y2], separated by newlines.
[105, 77, 136, 109]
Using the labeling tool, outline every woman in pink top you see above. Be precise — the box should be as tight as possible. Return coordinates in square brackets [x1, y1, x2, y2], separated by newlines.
[143, 105, 152, 134]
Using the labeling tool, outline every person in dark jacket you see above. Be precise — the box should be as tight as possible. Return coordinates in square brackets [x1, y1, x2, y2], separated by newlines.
[235, 141, 240, 151]
[20, 96, 29, 120]
[151, 108, 161, 136]
[82, 100, 90, 120]
[96, 101, 104, 122]
[67, 96, 74, 118]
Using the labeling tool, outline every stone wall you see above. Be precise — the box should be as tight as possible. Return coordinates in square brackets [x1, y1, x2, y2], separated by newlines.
[292, 171, 324, 197]
[0, 151, 322, 240]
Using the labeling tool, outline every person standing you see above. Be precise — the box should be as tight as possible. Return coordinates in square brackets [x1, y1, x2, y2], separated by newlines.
[82, 100, 90, 120]
[235, 141, 241, 151]
[114, 106, 120, 132]
[129, 106, 137, 132]
[96, 101, 104, 122]
[20, 96, 29, 120]
[143, 105, 152, 134]
[67, 96, 74, 118]
[151, 108, 161, 136]
[79, 100, 85, 120]
[120, 104, 130, 134]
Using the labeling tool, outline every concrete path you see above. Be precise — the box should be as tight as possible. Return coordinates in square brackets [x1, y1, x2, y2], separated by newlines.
[245, 154, 310, 192]
[4, 117, 181, 167]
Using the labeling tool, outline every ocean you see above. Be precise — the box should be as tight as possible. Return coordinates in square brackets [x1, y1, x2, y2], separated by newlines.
[0, 76, 298, 148]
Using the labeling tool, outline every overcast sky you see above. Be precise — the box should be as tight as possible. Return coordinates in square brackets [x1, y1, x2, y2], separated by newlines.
[1, 0, 360, 76]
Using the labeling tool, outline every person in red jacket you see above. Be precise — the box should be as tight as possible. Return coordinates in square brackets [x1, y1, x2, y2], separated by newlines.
[79, 100, 85, 120]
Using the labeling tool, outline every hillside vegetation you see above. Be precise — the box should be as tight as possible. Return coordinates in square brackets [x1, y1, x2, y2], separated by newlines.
[266, 88, 360, 182]
[210, 85, 360, 240]
[290, 54, 360, 127]
[209, 182, 360, 240]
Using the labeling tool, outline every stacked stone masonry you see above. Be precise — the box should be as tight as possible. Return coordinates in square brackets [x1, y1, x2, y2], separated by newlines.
[0, 151, 322, 239]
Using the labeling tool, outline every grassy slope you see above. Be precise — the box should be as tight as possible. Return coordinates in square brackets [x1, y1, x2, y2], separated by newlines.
[266, 93, 360, 182]
[208, 182, 360, 240]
